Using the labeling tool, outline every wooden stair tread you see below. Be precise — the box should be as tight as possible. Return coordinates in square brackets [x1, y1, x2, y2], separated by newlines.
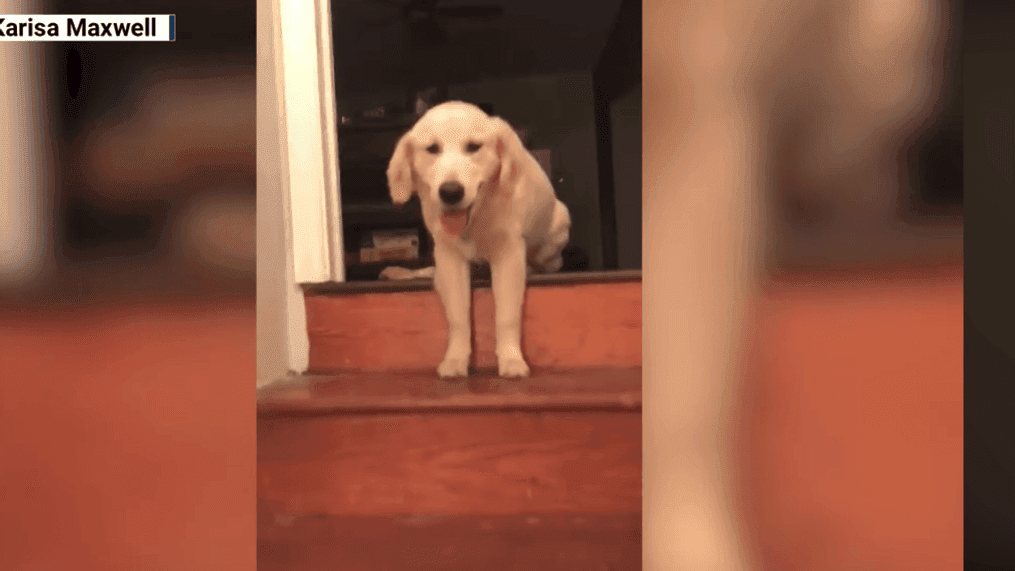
[304, 269, 641, 295]
[258, 367, 641, 416]
[258, 511, 641, 571]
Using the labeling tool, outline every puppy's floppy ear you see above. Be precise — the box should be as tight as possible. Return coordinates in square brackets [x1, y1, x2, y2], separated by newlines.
[492, 117, 527, 192]
[386, 132, 415, 205]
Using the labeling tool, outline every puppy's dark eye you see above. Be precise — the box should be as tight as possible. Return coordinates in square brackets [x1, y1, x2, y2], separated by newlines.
[465, 142, 482, 153]
[426, 143, 440, 155]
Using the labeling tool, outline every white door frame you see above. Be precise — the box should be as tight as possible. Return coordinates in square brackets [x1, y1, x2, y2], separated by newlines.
[257, 0, 343, 386]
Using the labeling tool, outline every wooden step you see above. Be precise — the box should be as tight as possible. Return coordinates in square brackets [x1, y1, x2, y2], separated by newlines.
[258, 368, 641, 515]
[257, 511, 641, 571]
[259, 410, 640, 514]
[302, 270, 641, 373]
[258, 367, 641, 415]
[258, 368, 641, 570]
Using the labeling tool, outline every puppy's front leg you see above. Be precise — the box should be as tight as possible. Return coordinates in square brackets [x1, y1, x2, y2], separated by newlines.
[433, 246, 471, 378]
[490, 242, 529, 378]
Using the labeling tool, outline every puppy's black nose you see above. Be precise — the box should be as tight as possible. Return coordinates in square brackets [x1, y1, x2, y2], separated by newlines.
[438, 181, 465, 205]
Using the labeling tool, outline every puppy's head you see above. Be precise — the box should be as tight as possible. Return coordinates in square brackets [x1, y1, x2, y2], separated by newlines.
[386, 101, 524, 236]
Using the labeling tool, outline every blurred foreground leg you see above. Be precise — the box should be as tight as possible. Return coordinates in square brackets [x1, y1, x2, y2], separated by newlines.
[642, 1, 764, 568]
[642, 0, 948, 568]
[0, 3, 52, 291]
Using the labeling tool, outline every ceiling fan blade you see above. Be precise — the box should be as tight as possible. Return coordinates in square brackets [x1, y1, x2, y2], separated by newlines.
[434, 5, 504, 18]
[402, 0, 438, 19]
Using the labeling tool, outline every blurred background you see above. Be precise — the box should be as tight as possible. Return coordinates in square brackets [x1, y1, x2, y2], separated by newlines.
[1, 0, 257, 569]
[1, 0, 255, 301]
[0, 0, 962, 294]
[328, 0, 961, 281]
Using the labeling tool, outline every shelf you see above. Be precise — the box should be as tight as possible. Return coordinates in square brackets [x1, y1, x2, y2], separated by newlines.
[342, 255, 434, 270]
[343, 202, 417, 215]
[341, 201, 424, 227]
[337, 118, 416, 133]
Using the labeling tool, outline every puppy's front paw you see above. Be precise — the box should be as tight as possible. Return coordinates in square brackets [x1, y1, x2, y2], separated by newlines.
[497, 355, 530, 378]
[437, 355, 470, 378]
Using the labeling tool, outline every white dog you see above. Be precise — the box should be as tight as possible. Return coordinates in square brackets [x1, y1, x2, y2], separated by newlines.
[380, 101, 571, 379]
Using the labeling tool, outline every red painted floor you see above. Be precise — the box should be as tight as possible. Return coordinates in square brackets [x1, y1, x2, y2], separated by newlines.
[745, 267, 963, 570]
[0, 266, 962, 569]
[0, 296, 256, 571]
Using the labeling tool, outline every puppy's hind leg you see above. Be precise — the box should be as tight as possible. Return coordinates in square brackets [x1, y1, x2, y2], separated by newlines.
[432, 247, 471, 378]
[530, 200, 571, 273]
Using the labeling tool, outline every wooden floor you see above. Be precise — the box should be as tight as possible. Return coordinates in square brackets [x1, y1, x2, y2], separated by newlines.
[0, 295, 257, 570]
[0, 266, 962, 570]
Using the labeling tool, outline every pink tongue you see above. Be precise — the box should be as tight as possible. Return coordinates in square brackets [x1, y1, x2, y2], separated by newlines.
[440, 210, 469, 235]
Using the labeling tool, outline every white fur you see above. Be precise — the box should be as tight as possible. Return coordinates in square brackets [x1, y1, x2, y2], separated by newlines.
[381, 101, 571, 378]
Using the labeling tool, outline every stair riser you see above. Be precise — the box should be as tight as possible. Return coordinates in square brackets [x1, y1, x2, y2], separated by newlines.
[305, 281, 641, 372]
[258, 513, 642, 571]
[258, 412, 641, 516]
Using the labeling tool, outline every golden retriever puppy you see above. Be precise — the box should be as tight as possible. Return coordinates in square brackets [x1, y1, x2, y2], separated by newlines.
[381, 101, 571, 378]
